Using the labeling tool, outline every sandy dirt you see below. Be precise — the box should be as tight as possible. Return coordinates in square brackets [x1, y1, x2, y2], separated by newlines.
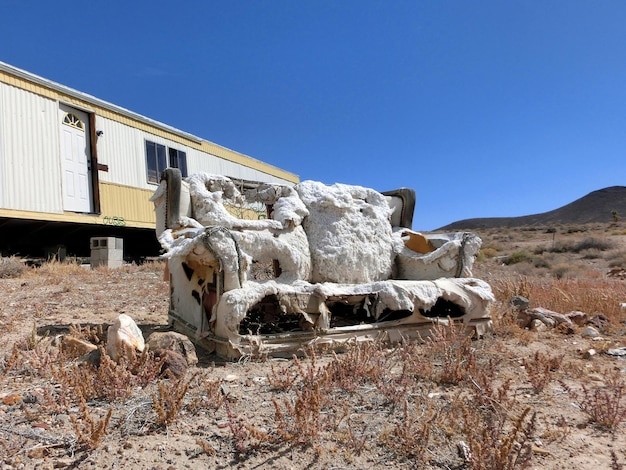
[1, 248, 626, 469]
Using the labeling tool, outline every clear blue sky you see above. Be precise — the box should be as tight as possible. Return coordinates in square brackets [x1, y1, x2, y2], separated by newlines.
[1, 1, 625, 230]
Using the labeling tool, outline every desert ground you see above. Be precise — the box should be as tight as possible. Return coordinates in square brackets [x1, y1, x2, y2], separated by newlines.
[1, 222, 626, 469]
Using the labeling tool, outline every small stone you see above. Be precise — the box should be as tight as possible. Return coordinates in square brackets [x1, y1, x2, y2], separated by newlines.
[457, 440, 472, 462]
[78, 348, 102, 367]
[23, 394, 37, 404]
[582, 326, 600, 338]
[532, 446, 552, 456]
[583, 349, 597, 359]
[53, 458, 74, 468]
[2, 393, 21, 405]
[530, 319, 548, 332]
[27, 446, 47, 459]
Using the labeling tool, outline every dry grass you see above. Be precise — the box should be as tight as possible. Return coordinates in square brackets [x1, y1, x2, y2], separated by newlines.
[0, 256, 26, 278]
[1, 227, 626, 468]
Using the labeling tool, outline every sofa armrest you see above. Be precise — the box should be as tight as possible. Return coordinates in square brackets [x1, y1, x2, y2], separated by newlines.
[152, 168, 193, 237]
[383, 188, 416, 230]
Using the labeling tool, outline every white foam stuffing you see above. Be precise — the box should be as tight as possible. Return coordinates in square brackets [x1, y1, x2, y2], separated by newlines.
[187, 173, 282, 231]
[295, 180, 396, 284]
[218, 278, 494, 340]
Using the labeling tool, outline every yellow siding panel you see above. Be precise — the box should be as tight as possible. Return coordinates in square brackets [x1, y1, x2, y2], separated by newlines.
[0, 208, 101, 225]
[99, 183, 156, 228]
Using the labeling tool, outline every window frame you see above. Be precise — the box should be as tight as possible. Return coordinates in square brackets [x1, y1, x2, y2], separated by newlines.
[145, 140, 188, 184]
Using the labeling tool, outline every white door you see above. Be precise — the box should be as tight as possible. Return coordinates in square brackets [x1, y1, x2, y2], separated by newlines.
[59, 104, 93, 212]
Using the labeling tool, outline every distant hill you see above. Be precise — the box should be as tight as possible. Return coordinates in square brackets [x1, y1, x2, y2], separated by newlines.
[439, 186, 626, 230]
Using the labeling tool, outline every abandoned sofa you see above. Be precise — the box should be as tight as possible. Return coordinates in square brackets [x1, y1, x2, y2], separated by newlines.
[151, 169, 493, 359]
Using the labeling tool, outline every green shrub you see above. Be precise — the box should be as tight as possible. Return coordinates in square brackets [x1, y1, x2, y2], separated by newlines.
[574, 237, 615, 252]
[549, 237, 615, 254]
[503, 251, 533, 265]
[478, 247, 499, 261]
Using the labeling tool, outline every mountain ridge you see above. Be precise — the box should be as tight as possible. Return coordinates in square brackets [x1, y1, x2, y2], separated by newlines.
[438, 186, 626, 230]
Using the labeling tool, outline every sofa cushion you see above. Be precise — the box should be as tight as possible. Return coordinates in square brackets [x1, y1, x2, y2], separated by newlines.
[296, 181, 397, 284]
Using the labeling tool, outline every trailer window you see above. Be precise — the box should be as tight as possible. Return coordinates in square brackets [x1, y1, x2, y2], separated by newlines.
[168, 148, 188, 177]
[146, 140, 188, 183]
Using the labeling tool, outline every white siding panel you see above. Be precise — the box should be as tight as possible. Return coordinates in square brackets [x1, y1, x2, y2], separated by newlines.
[0, 83, 63, 213]
[94, 117, 295, 190]
[94, 116, 146, 188]
[186, 149, 294, 186]
[0, 84, 5, 207]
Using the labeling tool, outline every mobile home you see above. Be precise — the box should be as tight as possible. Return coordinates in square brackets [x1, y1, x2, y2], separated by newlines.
[0, 61, 298, 259]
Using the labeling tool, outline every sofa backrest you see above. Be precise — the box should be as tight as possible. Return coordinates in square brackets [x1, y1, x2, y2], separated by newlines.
[295, 180, 397, 284]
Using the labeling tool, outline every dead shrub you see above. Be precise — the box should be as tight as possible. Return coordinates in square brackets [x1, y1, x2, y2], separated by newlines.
[267, 360, 299, 392]
[503, 251, 534, 265]
[68, 323, 107, 345]
[423, 322, 475, 385]
[326, 340, 386, 392]
[70, 392, 113, 450]
[224, 400, 274, 454]
[271, 352, 334, 446]
[0, 256, 26, 278]
[468, 359, 516, 411]
[463, 406, 536, 470]
[562, 370, 626, 432]
[379, 396, 440, 462]
[187, 372, 225, 413]
[53, 346, 166, 402]
[522, 351, 563, 394]
[550, 262, 579, 279]
[549, 236, 615, 254]
[152, 374, 195, 428]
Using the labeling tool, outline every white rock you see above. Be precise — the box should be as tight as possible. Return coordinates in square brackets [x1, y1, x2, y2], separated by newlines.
[581, 326, 601, 338]
[583, 349, 597, 359]
[530, 319, 548, 332]
[106, 314, 145, 362]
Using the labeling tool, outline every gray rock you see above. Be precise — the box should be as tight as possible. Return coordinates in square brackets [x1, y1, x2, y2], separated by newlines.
[566, 311, 588, 326]
[581, 326, 601, 338]
[606, 347, 626, 357]
[510, 296, 530, 311]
